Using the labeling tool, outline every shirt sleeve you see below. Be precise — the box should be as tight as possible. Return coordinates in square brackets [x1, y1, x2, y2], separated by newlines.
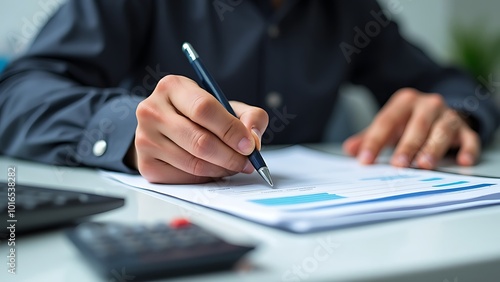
[344, 0, 499, 144]
[0, 0, 152, 172]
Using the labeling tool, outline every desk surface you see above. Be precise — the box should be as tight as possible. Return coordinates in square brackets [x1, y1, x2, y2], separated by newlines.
[1, 134, 500, 282]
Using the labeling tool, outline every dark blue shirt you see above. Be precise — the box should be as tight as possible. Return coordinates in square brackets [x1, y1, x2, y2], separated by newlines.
[0, 0, 497, 172]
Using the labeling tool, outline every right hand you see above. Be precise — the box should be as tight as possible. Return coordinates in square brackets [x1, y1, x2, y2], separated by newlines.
[128, 75, 269, 184]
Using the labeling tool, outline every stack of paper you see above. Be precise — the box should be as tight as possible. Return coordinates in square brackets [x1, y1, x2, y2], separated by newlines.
[103, 146, 500, 233]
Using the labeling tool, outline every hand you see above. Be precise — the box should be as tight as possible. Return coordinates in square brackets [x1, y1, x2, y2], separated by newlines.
[343, 88, 481, 169]
[128, 75, 268, 184]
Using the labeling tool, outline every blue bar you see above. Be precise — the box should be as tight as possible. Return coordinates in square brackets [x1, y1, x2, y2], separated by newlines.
[420, 177, 443, 182]
[250, 193, 344, 206]
[285, 183, 496, 212]
[360, 175, 419, 181]
[433, 181, 469, 187]
[363, 183, 494, 202]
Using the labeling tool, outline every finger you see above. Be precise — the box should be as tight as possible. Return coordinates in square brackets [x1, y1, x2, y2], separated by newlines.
[135, 127, 246, 177]
[155, 103, 252, 173]
[391, 94, 446, 167]
[358, 88, 417, 164]
[344, 125, 403, 157]
[163, 76, 256, 155]
[137, 157, 216, 184]
[231, 101, 269, 151]
[456, 127, 481, 166]
[413, 110, 460, 169]
[342, 130, 365, 156]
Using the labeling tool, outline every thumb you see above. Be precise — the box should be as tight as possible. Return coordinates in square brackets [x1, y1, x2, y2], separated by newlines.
[251, 128, 262, 151]
[230, 101, 268, 152]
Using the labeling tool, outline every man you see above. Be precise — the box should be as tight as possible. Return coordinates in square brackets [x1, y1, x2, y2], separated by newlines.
[0, 0, 497, 184]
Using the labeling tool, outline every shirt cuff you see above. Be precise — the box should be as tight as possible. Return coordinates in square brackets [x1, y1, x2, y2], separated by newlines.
[77, 95, 143, 172]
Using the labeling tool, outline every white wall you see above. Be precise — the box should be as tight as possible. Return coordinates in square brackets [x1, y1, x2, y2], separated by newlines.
[453, 0, 500, 37]
[379, 0, 453, 63]
[379, 0, 500, 65]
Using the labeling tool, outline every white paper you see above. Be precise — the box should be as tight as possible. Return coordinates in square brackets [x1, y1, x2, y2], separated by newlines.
[102, 146, 500, 233]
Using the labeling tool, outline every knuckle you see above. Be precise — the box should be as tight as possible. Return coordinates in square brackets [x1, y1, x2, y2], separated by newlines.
[156, 75, 181, 92]
[191, 95, 217, 120]
[425, 94, 446, 109]
[135, 101, 148, 118]
[137, 159, 160, 183]
[192, 159, 206, 177]
[222, 118, 240, 143]
[394, 87, 418, 101]
[136, 100, 161, 122]
[134, 131, 153, 149]
[187, 157, 207, 176]
[191, 131, 215, 158]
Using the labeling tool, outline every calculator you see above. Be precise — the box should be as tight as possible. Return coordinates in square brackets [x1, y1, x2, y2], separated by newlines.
[66, 218, 255, 280]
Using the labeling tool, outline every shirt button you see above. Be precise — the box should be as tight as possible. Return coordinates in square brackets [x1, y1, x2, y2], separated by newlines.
[93, 140, 107, 157]
[267, 24, 280, 38]
[266, 91, 282, 108]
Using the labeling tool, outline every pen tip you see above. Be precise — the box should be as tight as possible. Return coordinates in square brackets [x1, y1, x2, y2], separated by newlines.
[258, 167, 274, 188]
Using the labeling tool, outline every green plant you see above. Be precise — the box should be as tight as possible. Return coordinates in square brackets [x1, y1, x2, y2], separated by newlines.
[450, 23, 500, 85]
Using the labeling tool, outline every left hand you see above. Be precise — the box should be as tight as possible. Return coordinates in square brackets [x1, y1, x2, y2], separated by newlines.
[343, 88, 481, 169]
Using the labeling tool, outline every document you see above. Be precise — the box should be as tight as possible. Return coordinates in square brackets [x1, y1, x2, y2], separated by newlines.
[102, 146, 500, 233]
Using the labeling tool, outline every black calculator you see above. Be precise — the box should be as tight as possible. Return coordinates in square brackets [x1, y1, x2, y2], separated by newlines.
[66, 218, 255, 280]
[0, 182, 124, 235]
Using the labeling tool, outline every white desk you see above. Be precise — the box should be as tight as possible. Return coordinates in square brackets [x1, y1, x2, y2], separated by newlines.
[1, 134, 500, 282]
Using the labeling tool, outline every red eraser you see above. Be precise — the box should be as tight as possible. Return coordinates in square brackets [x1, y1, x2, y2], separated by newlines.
[170, 218, 191, 228]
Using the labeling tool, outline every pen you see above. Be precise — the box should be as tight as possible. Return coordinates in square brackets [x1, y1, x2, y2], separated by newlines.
[182, 42, 274, 187]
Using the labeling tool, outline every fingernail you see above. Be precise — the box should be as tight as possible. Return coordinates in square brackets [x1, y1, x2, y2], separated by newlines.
[418, 153, 435, 168]
[242, 160, 254, 173]
[393, 154, 409, 167]
[358, 150, 373, 164]
[238, 137, 254, 155]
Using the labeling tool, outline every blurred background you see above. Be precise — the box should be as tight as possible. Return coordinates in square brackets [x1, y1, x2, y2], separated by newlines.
[1, 0, 499, 141]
